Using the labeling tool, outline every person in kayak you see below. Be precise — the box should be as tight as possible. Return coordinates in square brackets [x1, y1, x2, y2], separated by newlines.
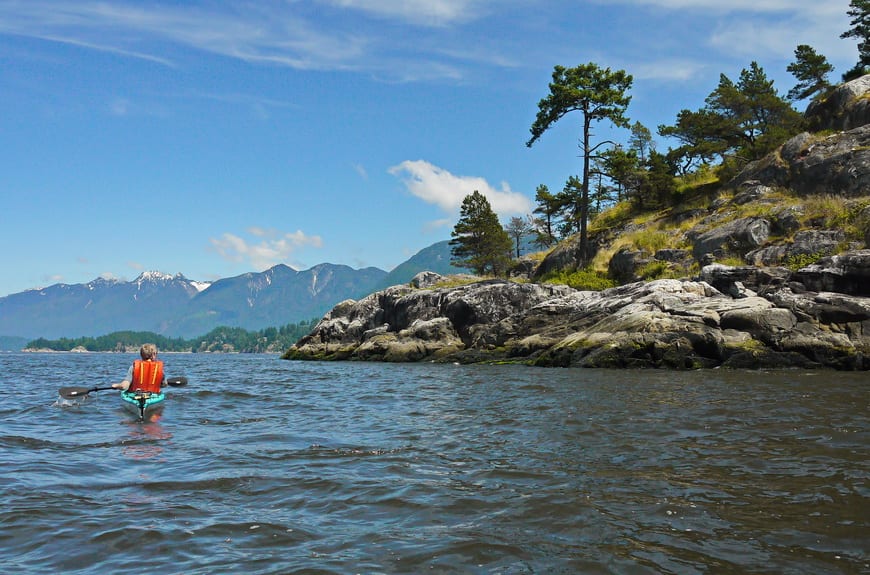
[112, 343, 166, 393]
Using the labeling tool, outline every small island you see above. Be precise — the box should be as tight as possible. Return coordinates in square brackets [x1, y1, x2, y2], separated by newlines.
[285, 76, 870, 370]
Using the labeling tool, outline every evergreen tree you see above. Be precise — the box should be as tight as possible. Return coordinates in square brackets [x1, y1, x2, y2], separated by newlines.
[660, 62, 803, 170]
[599, 146, 641, 200]
[628, 121, 655, 163]
[527, 63, 633, 264]
[658, 108, 731, 174]
[558, 175, 584, 235]
[841, 0, 870, 80]
[634, 151, 677, 210]
[450, 191, 512, 276]
[589, 157, 614, 217]
[705, 62, 802, 160]
[787, 44, 834, 102]
[532, 184, 563, 247]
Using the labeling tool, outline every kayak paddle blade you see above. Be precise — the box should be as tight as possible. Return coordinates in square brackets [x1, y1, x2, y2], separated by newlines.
[58, 386, 92, 399]
[166, 376, 188, 387]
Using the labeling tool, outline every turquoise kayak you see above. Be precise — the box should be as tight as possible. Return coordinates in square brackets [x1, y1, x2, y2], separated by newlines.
[120, 390, 166, 421]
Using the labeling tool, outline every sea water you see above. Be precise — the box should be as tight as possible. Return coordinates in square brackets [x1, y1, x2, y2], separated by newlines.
[1, 352, 867, 574]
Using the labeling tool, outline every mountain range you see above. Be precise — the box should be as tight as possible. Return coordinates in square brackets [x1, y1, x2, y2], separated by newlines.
[0, 240, 467, 343]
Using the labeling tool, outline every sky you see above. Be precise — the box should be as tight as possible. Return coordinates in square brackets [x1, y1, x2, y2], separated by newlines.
[0, 0, 859, 297]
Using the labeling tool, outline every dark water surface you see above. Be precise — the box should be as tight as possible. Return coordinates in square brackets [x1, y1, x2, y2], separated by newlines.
[1, 353, 867, 574]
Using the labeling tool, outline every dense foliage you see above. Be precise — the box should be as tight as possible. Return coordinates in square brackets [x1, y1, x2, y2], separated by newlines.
[519, 3, 866, 261]
[24, 319, 319, 353]
[659, 62, 804, 174]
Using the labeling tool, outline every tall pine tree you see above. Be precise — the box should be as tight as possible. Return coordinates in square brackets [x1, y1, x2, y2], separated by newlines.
[527, 63, 633, 265]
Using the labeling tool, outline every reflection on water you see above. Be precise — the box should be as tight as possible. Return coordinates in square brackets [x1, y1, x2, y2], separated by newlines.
[121, 420, 171, 461]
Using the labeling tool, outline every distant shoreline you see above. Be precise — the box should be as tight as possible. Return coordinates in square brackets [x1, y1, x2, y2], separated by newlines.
[18, 349, 278, 354]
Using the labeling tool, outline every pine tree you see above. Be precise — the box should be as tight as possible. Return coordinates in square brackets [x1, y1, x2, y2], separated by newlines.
[532, 184, 563, 247]
[450, 191, 512, 276]
[660, 61, 803, 169]
[527, 63, 633, 264]
[787, 45, 834, 102]
[841, 0, 870, 80]
[628, 121, 654, 163]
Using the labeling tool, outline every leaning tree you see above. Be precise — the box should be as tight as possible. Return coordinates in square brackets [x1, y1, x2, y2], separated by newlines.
[526, 63, 633, 264]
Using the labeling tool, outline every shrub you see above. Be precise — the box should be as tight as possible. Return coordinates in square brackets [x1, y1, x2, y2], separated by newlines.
[637, 260, 668, 279]
[717, 256, 747, 267]
[783, 252, 823, 271]
[541, 267, 617, 291]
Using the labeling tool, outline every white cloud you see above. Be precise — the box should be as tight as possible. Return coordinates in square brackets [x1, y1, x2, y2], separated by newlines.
[592, 0, 853, 73]
[0, 1, 369, 70]
[630, 59, 709, 82]
[353, 163, 369, 179]
[210, 228, 323, 270]
[0, 0, 519, 83]
[320, 0, 488, 26]
[389, 159, 532, 217]
[709, 11, 855, 63]
[602, 0, 837, 12]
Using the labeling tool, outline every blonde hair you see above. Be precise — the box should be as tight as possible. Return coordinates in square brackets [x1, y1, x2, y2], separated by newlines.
[140, 343, 158, 360]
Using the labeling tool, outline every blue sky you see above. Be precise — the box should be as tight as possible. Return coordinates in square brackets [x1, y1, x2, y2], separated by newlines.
[0, 0, 858, 297]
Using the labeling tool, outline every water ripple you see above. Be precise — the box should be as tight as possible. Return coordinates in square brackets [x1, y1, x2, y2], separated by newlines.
[1, 354, 867, 574]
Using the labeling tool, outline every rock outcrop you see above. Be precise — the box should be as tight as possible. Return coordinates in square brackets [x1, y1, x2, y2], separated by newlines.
[284, 266, 870, 370]
[806, 74, 870, 132]
[735, 124, 870, 198]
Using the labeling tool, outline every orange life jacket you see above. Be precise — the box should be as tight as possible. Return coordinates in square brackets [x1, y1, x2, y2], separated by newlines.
[131, 359, 164, 393]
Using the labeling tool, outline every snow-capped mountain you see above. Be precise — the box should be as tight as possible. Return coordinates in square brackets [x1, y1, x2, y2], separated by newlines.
[0, 264, 387, 340]
[0, 271, 209, 339]
[0, 240, 466, 342]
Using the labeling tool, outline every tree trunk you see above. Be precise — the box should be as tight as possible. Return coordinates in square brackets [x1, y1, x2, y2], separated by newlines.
[580, 109, 591, 266]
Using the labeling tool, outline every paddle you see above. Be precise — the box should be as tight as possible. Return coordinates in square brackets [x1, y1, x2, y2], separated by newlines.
[58, 385, 116, 399]
[165, 376, 188, 387]
[58, 376, 188, 399]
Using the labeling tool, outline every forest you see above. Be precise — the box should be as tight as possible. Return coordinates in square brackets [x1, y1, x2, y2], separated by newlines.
[24, 318, 320, 354]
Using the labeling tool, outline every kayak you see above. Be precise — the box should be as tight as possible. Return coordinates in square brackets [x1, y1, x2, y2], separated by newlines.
[120, 390, 166, 421]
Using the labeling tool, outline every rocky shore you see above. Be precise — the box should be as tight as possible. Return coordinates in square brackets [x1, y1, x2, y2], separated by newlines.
[283, 258, 870, 369]
[285, 77, 870, 370]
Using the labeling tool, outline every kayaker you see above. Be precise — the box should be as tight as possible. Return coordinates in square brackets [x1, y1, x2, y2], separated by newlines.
[112, 343, 166, 393]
